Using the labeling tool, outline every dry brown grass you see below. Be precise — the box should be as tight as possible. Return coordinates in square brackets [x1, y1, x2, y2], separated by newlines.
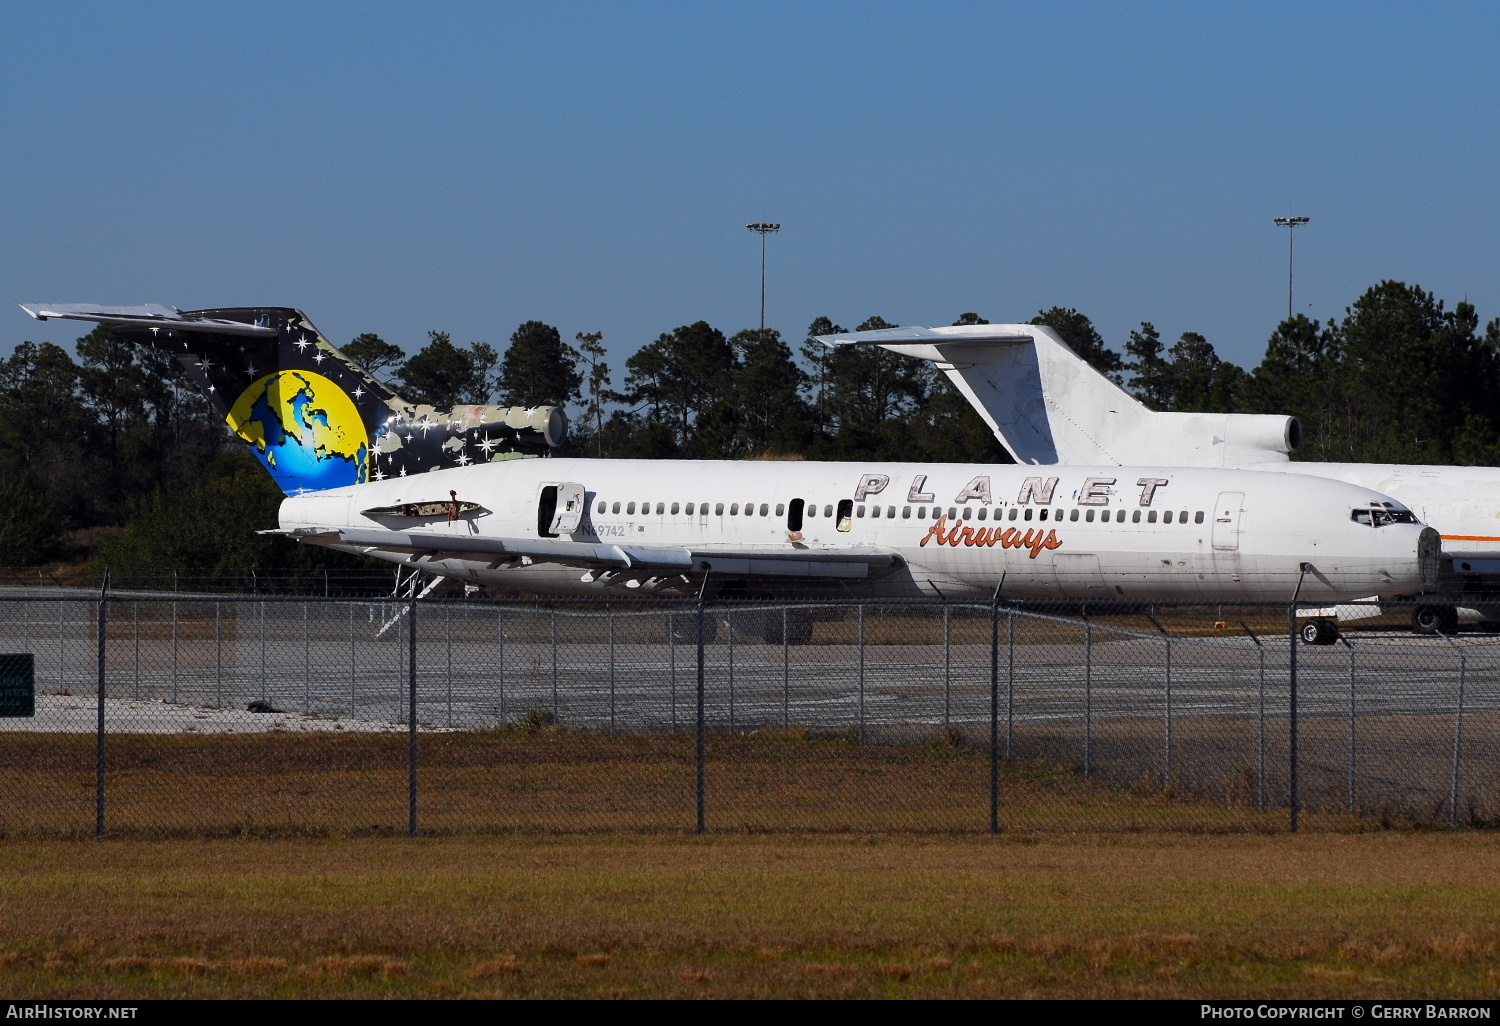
[1, 832, 1498, 998]
[0, 729, 1293, 839]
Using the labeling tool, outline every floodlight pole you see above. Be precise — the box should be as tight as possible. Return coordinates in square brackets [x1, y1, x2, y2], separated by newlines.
[1273, 216, 1310, 321]
[746, 222, 780, 334]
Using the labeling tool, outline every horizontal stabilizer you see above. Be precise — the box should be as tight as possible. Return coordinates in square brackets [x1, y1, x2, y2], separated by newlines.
[19, 302, 277, 336]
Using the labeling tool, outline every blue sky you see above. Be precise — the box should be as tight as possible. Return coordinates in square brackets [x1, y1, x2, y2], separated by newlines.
[4, 1, 1497, 377]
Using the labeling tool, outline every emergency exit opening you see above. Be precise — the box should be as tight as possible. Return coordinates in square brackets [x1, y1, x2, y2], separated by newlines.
[787, 497, 804, 532]
[836, 498, 854, 533]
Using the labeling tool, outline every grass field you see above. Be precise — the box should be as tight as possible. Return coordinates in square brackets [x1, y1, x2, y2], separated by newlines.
[2, 833, 1498, 998]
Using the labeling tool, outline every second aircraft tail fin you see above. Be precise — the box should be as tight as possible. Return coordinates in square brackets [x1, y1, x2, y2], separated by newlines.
[813, 323, 1299, 468]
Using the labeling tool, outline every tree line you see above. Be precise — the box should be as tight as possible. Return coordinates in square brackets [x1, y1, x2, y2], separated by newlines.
[2, 279, 1497, 568]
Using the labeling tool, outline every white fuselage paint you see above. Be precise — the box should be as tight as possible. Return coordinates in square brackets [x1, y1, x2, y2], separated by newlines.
[280, 458, 1437, 602]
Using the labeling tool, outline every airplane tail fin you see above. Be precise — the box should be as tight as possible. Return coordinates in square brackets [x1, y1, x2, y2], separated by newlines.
[20, 303, 566, 494]
[813, 323, 1299, 467]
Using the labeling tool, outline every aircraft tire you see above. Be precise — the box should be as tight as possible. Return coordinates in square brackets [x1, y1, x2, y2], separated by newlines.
[1299, 618, 1339, 646]
[1413, 605, 1458, 636]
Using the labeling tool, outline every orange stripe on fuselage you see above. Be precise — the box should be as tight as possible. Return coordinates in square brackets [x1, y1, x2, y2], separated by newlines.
[1442, 535, 1500, 542]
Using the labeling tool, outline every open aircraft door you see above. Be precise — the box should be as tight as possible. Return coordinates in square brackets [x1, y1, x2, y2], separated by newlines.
[1211, 492, 1244, 551]
[538, 482, 587, 537]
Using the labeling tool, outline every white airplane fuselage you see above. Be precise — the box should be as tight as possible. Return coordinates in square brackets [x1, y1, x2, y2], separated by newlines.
[280, 458, 1439, 602]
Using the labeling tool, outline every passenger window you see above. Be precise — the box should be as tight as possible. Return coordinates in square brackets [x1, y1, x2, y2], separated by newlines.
[977, 508, 987, 521]
[1195, 511, 1205, 524]
[1148, 510, 1158, 523]
[903, 506, 911, 519]
[716, 503, 725, 515]
[671, 502, 680, 515]
[612, 502, 621, 514]
[1023, 508, 1033, 521]
[776, 503, 784, 516]
[836, 499, 854, 532]
[916, 507, 927, 519]
[1164, 511, 1173, 524]
[1070, 509, 1079, 522]
[1179, 511, 1187, 524]
[1132, 510, 1141, 524]
[857, 505, 866, 518]
[597, 501, 606, 514]
[760, 503, 769, 516]
[806, 504, 816, 518]
[1039, 509, 1048, 521]
[787, 498, 804, 532]
[824, 505, 833, 518]
[948, 507, 957, 520]
[686, 503, 695, 515]
[871, 506, 881, 518]
[730, 503, 739, 515]
[627, 502, 636, 515]
[1008, 508, 1018, 521]
[1085, 509, 1095, 522]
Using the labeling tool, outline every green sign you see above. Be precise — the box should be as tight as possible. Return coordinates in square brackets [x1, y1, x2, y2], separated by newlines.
[0, 654, 34, 717]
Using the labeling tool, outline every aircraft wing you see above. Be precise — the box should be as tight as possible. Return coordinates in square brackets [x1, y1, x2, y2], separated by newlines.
[19, 302, 278, 337]
[293, 528, 904, 579]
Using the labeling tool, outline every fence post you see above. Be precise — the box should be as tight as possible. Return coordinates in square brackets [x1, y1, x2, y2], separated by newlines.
[990, 594, 1000, 834]
[171, 598, 178, 704]
[667, 612, 676, 732]
[1165, 632, 1173, 787]
[497, 609, 506, 726]
[214, 601, 222, 709]
[1006, 608, 1015, 758]
[132, 601, 139, 701]
[696, 583, 707, 835]
[1438, 631, 1467, 828]
[609, 611, 616, 734]
[1240, 623, 1266, 811]
[408, 591, 418, 838]
[349, 602, 356, 718]
[259, 600, 266, 701]
[1288, 602, 1300, 834]
[1343, 635, 1356, 813]
[550, 609, 559, 722]
[857, 604, 865, 742]
[728, 610, 736, 734]
[96, 577, 109, 840]
[943, 605, 951, 728]
[782, 606, 789, 730]
[1083, 608, 1092, 778]
[302, 602, 310, 715]
[445, 605, 453, 729]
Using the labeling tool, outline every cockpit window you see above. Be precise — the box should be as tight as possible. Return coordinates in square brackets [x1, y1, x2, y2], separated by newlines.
[1351, 506, 1418, 527]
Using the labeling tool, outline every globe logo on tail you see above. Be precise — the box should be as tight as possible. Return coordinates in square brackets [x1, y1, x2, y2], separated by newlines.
[227, 371, 370, 493]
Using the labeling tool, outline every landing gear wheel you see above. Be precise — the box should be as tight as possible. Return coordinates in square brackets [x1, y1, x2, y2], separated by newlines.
[1299, 617, 1339, 646]
[1413, 605, 1458, 636]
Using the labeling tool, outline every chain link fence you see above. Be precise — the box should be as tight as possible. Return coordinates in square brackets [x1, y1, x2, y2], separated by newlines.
[1, 584, 1496, 838]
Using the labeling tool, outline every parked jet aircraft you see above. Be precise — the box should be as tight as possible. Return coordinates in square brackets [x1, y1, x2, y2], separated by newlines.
[813, 321, 1492, 634]
[21, 303, 1438, 642]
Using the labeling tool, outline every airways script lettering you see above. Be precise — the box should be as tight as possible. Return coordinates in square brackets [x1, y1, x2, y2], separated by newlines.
[918, 516, 1062, 558]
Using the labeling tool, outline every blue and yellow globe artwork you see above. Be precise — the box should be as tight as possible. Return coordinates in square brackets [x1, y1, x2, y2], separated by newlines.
[227, 371, 370, 493]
